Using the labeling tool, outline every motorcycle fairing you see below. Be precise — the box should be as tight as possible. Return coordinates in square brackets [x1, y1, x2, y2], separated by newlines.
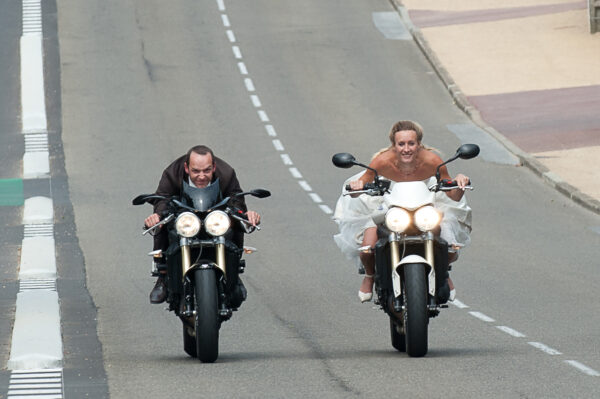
[182, 178, 221, 211]
[394, 255, 436, 297]
[384, 181, 434, 211]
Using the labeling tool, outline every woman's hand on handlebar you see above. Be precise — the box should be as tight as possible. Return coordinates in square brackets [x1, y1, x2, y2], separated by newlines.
[347, 180, 365, 191]
[453, 174, 470, 190]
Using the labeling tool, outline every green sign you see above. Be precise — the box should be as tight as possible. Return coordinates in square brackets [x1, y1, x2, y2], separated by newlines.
[0, 178, 24, 206]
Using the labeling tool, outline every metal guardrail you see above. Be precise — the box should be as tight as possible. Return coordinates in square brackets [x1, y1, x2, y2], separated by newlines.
[590, 0, 600, 34]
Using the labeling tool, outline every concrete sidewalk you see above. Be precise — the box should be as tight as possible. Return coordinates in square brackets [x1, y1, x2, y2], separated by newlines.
[392, 0, 600, 213]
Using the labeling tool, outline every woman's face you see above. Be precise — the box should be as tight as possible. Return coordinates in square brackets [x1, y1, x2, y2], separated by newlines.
[393, 130, 420, 164]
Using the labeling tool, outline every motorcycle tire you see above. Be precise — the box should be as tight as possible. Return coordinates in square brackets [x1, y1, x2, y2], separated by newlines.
[403, 263, 428, 357]
[389, 317, 406, 352]
[183, 325, 197, 358]
[194, 269, 219, 363]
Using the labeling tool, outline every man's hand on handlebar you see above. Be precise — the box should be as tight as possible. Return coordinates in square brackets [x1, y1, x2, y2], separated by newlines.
[145, 213, 161, 229]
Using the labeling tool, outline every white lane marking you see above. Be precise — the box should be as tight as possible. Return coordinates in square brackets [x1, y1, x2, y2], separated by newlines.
[258, 110, 270, 122]
[19, 237, 56, 279]
[22, 0, 43, 35]
[19, 279, 57, 292]
[272, 139, 284, 151]
[450, 299, 469, 309]
[24, 223, 54, 238]
[319, 204, 333, 214]
[565, 360, 600, 377]
[244, 78, 255, 92]
[8, 291, 63, 369]
[528, 342, 562, 355]
[469, 311, 495, 322]
[23, 151, 50, 178]
[23, 196, 53, 224]
[280, 154, 293, 165]
[372, 12, 411, 40]
[265, 125, 277, 137]
[226, 30, 236, 43]
[250, 95, 261, 107]
[496, 326, 526, 338]
[237, 62, 248, 75]
[21, 35, 47, 132]
[232, 45, 242, 59]
[221, 14, 230, 27]
[24, 133, 48, 152]
[309, 193, 323, 203]
[289, 168, 302, 179]
[299, 181, 312, 191]
[216, 0, 225, 11]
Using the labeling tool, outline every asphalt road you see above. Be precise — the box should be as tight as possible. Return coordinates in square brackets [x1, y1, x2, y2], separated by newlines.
[44, 0, 600, 397]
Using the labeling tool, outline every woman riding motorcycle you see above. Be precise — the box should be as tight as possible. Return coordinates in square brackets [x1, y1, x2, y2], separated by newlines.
[333, 120, 472, 302]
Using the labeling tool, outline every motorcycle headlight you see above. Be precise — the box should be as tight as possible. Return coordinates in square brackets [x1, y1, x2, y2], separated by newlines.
[175, 212, 201, 237]
[204, 210, 231, 236]
[414, 205, 441, 232]
[385, 208, 411, 233]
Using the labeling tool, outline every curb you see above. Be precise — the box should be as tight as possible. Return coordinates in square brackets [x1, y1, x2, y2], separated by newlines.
[389, 0, 600, 215]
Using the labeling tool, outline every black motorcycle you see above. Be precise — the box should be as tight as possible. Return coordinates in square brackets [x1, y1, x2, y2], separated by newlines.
[132, 183, 270, 362]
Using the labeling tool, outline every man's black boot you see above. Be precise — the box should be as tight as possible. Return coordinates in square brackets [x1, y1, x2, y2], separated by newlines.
[149, 274, 167, 304]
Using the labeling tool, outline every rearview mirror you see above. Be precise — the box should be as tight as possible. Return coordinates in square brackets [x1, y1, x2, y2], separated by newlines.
[332, 153, 357, 169]
[455, 144, 480, 160]
[250, 189, 271, 198]
[132, 194, 151, 206]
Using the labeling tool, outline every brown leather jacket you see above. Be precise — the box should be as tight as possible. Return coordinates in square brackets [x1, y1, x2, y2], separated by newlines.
[152, 154, 247, 216]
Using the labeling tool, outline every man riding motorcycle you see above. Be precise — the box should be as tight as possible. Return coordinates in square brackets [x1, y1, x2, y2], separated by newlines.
[144, 145, 260, 304]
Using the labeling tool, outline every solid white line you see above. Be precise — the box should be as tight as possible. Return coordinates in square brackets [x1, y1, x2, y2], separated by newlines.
[226, 30, 236, 43]
[496, 326, 526, 338]
[232, 45, 242, 59]
[23, 196, 53, 224]
[565, 360, 600, 376]
[272, 139, 284, 151]
[450, 299, 469, 309]
[20, 35, 47, 133]
[469, 311, 495, 322]
[221, 14, 230, 27]
[298, 181, 312, 191]
[265, 125, 277, 137]
[216, 0, 225, 11]
[19, 237, 56, 279]
[250, 95, 261, 107]
[309, 193, 323, 203]
[280, 154, 292, 165]
[237, 62, 248, 75]
[319, 204, 333, 214]
[8, 291, 63, 369]
[244, 78, 255, 92]
[528, 342, 562, 355]
[289, 167, 302, 179]
[23, 151, 50, 178]
[258, 110, 269, 122]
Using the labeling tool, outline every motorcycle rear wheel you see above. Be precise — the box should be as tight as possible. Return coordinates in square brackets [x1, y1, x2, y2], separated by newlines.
[183, 325, 197, 358]
[403, 263, 428, 357]
[194, 269, 219, 363]
[389, 317, 406, 352]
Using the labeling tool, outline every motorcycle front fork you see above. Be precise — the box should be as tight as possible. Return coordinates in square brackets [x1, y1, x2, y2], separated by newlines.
[388, 232, 440, 314]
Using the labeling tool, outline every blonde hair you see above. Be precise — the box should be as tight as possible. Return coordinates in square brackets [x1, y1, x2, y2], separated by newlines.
[371, 120, 428, 161]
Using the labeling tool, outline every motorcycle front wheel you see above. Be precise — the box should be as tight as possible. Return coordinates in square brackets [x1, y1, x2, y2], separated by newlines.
[194, 269, 219, 363]
[403, 263, 428, 357]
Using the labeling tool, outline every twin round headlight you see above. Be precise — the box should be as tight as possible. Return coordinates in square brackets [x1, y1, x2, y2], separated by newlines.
[385, 206, 441, 233]
[175, 211, 231, 237]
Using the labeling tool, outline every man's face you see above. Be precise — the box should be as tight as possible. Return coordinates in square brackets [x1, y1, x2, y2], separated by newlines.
[185, 152, 215, 188]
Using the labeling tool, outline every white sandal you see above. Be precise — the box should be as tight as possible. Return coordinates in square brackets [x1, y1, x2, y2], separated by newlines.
[358, 274, 375, 303]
